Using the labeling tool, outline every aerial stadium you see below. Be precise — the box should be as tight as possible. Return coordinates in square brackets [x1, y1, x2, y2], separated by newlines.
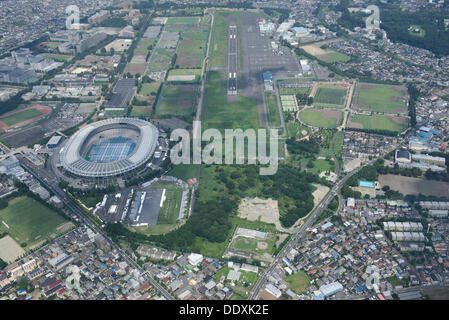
[60, 118, 159, 178]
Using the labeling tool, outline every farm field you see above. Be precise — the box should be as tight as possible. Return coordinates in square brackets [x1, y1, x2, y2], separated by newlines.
[352, 83, 408, 114]
[0, 196, 67, 249]
[347, 114, 407, 133]
[299, 108, 343, 128]
[313, 84, 347, 109]
[167, 68, 202, 82]
[130, 105, 152, 117]
[155, 84, 197, 121]
[265, 92, 281, 127]
[166, 17, 201, 25]
[285, 271, 310, 294]
[149, 48, 176, 72]
[300, 44, 350, 63]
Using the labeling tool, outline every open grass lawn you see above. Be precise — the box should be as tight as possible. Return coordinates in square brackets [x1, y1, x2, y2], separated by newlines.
[265, 92, 281, 127]
[0, 196, 67, 247]
[349, 114, 406, 132]
[203, 71, 259, 130]
[130, 105, 152, 117]
[286, 122, 309, 139]
[314, 86, 346, 107]
[163, 84, 197, 100]
[209, 14, 228, 68]
[300, 108, 342, 128]
[156, 99, 194, 119]
[333, 131, 344, 160]
[356, 84, 407, 113]
[285, 271, 310, 294]
[167, 164, 198, 181]
[313, 159, 334, 173]
[0, 108, 43, 126]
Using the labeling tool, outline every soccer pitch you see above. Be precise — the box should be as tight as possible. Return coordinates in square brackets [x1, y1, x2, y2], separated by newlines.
[0, 196, 67, 247]
[313, 86, 347, 108]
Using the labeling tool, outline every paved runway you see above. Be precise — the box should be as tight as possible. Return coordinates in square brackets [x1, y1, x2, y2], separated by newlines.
[227, 25, 238, 95]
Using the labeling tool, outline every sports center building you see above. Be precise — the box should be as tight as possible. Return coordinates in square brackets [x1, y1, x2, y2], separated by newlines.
[60, 118, 158, 178]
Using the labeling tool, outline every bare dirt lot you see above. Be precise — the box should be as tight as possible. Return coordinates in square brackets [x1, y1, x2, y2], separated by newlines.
[379, 174, 449, 197]
[238, 197, 279, 224]
[0, 235, 25, 263]
[312, 184, 330, 206]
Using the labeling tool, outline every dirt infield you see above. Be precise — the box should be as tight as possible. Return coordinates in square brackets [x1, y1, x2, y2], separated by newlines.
[238, 197, 288, 231]
[0, 105, 52, 130]
[0, 235, 25, 263]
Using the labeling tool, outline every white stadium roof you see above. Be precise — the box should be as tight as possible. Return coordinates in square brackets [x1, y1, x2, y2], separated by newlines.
[61, 118, 158, 178]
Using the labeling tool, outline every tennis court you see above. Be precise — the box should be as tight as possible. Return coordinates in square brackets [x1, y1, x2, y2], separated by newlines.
[86, 137, 136, 162]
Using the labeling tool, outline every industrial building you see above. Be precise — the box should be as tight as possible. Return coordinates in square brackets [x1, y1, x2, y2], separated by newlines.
[319, 282, 343, 297]
[47, 135, 63, 149]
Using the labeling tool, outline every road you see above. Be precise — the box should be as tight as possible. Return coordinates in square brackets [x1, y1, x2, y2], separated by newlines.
[20, 158, 175, 300]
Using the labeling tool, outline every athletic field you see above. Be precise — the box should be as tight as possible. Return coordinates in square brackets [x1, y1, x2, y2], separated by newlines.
[0, 196, 67, 248]
[0, 105, 51, 130]
[299, 108, 343, 128]
[347, 114, 408, 133]
[352, 83, 408, 114]
[313, 84, 347, 109]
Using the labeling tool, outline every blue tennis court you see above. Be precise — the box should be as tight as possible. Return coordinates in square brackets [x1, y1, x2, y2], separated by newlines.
[86, 137, 136, 162]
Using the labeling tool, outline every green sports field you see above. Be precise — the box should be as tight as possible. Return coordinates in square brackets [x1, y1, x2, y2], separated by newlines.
[354, 84, 407, 113]
[230, 235, 277, 256]
[314, 85, 347, 108]
[0, 196, 67, 247]
[0, 108, 43, 126]
[299, 108, 343, 128]
[285, 271, 310, 294]
[348, 114, 407, 132]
